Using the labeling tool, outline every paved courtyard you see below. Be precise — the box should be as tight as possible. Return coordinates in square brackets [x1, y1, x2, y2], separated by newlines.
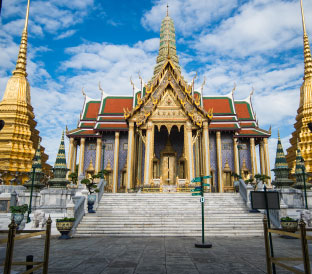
[0, 235, 305, 273]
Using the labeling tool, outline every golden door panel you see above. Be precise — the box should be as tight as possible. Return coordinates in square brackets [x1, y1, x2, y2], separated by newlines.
[162, 155, 176, 185]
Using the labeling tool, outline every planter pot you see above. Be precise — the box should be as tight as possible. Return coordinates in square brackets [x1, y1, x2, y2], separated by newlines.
[281, 220, 298, 233]
[87, 194, 96, 213]
[12, 213, 24, 227]
[56, 221, 74, 239]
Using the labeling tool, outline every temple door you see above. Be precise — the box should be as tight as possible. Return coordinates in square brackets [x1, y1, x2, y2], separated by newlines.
[162, 154, 176, 185]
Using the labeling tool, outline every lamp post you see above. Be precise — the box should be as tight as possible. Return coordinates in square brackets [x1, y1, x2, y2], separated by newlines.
[300, 158, 308, 210]
[26, 166, 36, 223]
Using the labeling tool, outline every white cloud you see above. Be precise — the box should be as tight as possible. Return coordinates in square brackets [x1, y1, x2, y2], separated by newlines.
[55, 29, 77, 40]
[141, 0, 238, 36]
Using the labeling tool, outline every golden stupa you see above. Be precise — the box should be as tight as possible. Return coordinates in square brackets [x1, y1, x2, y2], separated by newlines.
[286, 0, 312, 173]
[0, 0, 51, 184]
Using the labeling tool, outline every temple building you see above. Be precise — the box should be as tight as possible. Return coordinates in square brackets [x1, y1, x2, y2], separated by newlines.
[67, 11, 271, 193]
[286, 0, 312, 174]
[0, 0, 51, 184]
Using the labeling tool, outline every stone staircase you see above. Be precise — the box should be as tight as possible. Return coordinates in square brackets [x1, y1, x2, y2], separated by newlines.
[75, 193, 264, 237]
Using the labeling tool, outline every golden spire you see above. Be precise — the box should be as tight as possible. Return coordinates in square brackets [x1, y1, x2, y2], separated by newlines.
[166, 3, 169, 16]
[13, 0, 30, 77]
[300, 0, 312, 80]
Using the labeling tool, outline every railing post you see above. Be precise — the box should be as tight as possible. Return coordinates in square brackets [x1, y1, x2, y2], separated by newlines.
[26, 255, 34, 273]
[43, 216, 52, 274]
[300, 219, 311, 274]
[4, 219, 17, 274]
[263, 216, 272, 274]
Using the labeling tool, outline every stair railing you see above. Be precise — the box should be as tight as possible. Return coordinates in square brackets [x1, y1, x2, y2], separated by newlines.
[70, 196, 85, 235]
[94, 179, 106, 210]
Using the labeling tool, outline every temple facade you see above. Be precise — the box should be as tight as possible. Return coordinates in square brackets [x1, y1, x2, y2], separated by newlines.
[67, 13, 271, 193]
[286, 0, 312, 174]
[0, 0, 51, 184]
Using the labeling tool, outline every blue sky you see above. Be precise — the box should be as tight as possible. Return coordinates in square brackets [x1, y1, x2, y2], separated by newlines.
[0, 0, 312, 172]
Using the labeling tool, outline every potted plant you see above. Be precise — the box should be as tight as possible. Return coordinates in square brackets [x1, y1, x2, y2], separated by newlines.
[56, 217, 75, 239]
[280, 216, 298, 232]
[10, 204, 28, 227]
[81, 173, 100, 213]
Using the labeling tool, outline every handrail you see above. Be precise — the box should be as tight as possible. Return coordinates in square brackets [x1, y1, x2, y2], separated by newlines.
[0, 217, 51, 274]
[238, 179, 247, 203]
[95, 179, 105, 210]
[71, 196, 85, 235]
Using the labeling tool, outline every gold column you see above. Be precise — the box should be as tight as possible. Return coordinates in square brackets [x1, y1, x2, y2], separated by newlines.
[113, 132, 120, 193]
[202, 122, 211, 188]
[233, 138, 239, 175]
[216, 131, 223, 192]
[95, 138, 102, 174]
[68, 137, 74, 173]
[259, 140, 265, 175]
[137, 135, 143, 186]
[73, 140, 77, 172]
[263, 138, 271, 184]
[126, 122, 135, 189]
[78, 137, 85, 176]
[250, 138, 257, 177]
[195, 138, 200, 177]
[185, 121, 194, 182]
[144, 121, 154, 185]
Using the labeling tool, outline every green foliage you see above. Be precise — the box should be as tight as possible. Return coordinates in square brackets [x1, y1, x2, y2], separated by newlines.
[255, 174, 271, 181]
[56, 217, 75, 222]
[280, 216, 298, 222]
[81, 173, 101, 194]
[232, 173, 242, 179]
[68, 172, 78, 184]
[10, 204, 28, 214]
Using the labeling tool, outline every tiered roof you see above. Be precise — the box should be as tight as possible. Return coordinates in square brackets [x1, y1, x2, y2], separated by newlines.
[68, 12, 270, 140]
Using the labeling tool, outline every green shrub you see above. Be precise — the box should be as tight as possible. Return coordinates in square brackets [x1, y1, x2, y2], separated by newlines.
[10, 204, 28, 214]
[280, 216, 297, 222]
[56, 217, 75, 222]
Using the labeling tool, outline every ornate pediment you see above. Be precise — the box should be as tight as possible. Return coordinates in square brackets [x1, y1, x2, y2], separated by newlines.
[127, 60, 213, 127]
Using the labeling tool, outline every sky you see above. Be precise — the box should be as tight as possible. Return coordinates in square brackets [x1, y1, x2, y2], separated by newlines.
[0, 0, 312, 174]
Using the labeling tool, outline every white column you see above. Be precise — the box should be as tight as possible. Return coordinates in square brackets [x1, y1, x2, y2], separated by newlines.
[126, 122, 135, 189]
[144, 122, 154, 185]
[216, 131, 223, 192]
[112, 132, 120, 193]
[78, 137, 86, 176]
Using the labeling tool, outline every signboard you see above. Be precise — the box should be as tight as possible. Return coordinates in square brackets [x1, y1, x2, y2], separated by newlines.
[190, 189, 200, 192]
[251, 191, 280, 210]
[202, 175, 211, 179]
[191, 177, 201, 183]
[192, 193, 201, 196]
[203, 183, 210, 187]
[200, 197, 205, 203]
[195, 186, 202, 190]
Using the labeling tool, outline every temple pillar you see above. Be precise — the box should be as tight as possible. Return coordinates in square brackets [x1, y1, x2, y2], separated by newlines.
[185, 121, 194, 182]
[144, 121, 154, 185]
[233, 138, 239, 175]
[202, 121, 211, 188]
[195, 138, 200, 177]
[126, 122, 135, 189]
[259, 140, 265, 175]
[95, 137, 102, 174]
[263, 138, 271, 184]
[250, 138, 257, 177]
[73, 140, 77, 172]
[113, 132, 120, 193]
[78, 137, 85, 176]
[137, 135, 143, 186]
[216, 131, 223, 192]
[68, 137, 74, 174]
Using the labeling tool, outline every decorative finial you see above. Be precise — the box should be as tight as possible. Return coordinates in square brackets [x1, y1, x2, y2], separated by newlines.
[99, 81, 103, 93]
[231, 82, 236, 95]
[300, 0, 312, 80]
[81, 87, 86, 97]
[278, 129, 280, 139]
[167, 40, 170, 59]
[250, 87, 254, 97]
[200, 76, 206, 93]
[269, 125, 272, 134]
[167, 3, 169, 16]
[66, 125, 69, 134]
[13, 0, 30, 76]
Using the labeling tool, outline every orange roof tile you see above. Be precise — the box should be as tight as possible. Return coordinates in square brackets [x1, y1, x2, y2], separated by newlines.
[101, 97, 133, 114]
[235, 102, 253, 120]
[83, 101, 101, 120]
[203, 98, 234, 115]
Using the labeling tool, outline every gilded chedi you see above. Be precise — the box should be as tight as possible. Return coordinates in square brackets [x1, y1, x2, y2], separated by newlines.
[0, 0, 50, 184]
[286, 0, 312, 174]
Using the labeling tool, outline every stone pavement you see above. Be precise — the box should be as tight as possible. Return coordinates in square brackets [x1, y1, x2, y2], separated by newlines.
[0, 236, 303, 273]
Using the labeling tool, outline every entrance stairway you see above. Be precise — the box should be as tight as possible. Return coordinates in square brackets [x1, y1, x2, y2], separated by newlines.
[75, 193, 264, 237]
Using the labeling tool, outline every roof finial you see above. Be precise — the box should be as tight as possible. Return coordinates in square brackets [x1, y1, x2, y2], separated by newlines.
[300, 0, 312, 80]
[167, 3, 169, 16]
[278, 129, 280, 139]
[13, 0, 30, 77]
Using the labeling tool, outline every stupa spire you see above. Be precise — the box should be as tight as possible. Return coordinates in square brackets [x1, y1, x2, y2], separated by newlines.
[300, 0, 312, 80]
[54, 131, 67, 169]
[13, 0, 30, 77]
[152, 8, 181, 77]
